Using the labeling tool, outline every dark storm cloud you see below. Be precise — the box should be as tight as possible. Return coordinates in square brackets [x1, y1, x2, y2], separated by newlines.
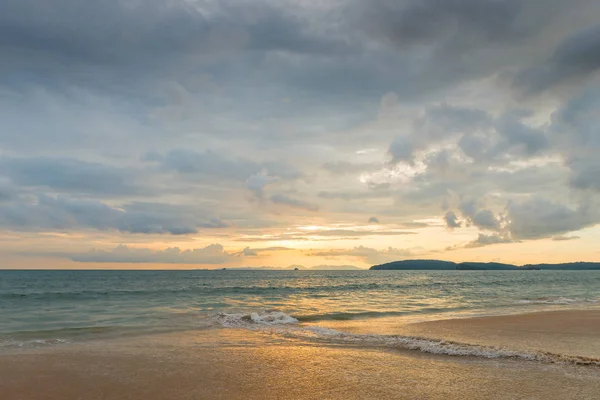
[514, 24, 600, 93]
[352, 0, 577, 95]
[359, 0, 530, 47]
[0, 0, 577, 105]
[0, 0, 347, 65]
[0, 0, 357, 99]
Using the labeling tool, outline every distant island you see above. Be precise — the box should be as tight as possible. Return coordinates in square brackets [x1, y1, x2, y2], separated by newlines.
[370, 260, 600, 270]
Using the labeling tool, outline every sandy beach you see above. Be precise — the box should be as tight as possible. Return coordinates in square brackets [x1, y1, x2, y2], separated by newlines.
[2, 309, 600, 400]
[323, 309, 600, 360]
[400, 309, 600, 359]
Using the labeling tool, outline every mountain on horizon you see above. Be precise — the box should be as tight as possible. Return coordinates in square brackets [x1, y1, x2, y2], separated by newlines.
[370, 260, 600, 270]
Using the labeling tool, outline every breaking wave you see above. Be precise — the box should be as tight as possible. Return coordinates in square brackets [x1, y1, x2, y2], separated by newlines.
[215, 310, 600, 367]
[216, 310, 299, 327]
[0, 338, 70, 349]
[278, 327, 600, 367]
[518, 297, 598, 305]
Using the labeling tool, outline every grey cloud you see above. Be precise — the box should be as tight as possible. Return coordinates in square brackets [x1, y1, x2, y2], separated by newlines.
[471, 210, 501, 231]
[550, 89, 600, 148]
[148, 149, 259, 180]
[506, 197, 598, 240]
[412, 104, 493, 153]
[0, 0, 348, 68]
[458, 199, 478, 220]
[388, 135, 414, 163]
[359, 0, 543, 48]
[391, 105, 549, 168]
[552, 235, 580, 241]
[422, 104, 492, 134]
[68, 244, 234, 264]
[146, 149, 303, 187]
[246, 173, 278, 198]
[457, 134, 494, 161]
[458, 199, 501, 231]
[569, 160, 600, 191]
[464, 233, 512, 248]
[2, 0, 600, 255]
[0, 182, 16, 202]
[550, 89, 600, 194]
[493, 112, 549, 156]
[353, 0, 574, 96]
[368, 216, 380, 224]
[515, 24, 600, 93]
[270, 194, 318, 212]
[444, 211, 461, 229]
[0, 194, 226, 235]
[0, 156, 138, 196]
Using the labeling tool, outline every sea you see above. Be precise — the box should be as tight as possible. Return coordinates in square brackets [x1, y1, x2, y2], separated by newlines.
[2, 269, 600, 356]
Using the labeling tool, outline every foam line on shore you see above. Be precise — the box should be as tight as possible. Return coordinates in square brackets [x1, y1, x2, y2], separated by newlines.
[215, 310, 600, 367]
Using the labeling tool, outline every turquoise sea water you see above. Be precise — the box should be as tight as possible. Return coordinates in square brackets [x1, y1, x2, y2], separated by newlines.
[1, 270, 599, 349]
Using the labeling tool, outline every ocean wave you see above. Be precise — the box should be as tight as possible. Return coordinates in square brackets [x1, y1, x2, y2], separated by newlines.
[216, 310, 600, 367]
[216, 310, 298, 327]
[296, 311, 408, 322]
[274, 326, 600, 367]
[518, 297, 598, 305]
[0, 338, 70, 349]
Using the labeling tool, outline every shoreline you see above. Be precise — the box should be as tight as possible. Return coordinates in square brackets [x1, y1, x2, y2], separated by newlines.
[299, 309, 600, 360]
[2, 317, 600, 400]
[3, 309, 600, 399]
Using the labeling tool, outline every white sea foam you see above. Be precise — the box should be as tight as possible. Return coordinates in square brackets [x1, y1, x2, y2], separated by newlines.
[0, 338, 69, 349]
[275, 326, 600, 366]
[216, 313, 600, 367]
[518, 297, 597, 305]
[216, 310, 298, 328]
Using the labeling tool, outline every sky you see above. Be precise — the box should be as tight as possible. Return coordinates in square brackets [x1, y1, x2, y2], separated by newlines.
[2, 0, 600, 269]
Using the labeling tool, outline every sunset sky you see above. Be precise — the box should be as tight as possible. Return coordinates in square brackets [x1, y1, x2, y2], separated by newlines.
[2, 0, 600, 269]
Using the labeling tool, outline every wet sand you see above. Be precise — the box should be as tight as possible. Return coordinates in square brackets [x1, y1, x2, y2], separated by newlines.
[318, 309, 600, 359]
[2, 310, 600, 399]
[396, 309, 600, 359]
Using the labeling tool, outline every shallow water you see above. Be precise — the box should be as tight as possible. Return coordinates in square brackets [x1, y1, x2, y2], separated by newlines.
[1, 270, 599, 348]
[0, 270, 600, 347]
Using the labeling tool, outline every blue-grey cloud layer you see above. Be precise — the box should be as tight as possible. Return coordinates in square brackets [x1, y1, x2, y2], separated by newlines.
[1, 0, 600, 250]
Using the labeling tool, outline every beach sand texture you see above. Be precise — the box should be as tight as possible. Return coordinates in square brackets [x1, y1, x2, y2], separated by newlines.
[2, 310, 600, 400]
